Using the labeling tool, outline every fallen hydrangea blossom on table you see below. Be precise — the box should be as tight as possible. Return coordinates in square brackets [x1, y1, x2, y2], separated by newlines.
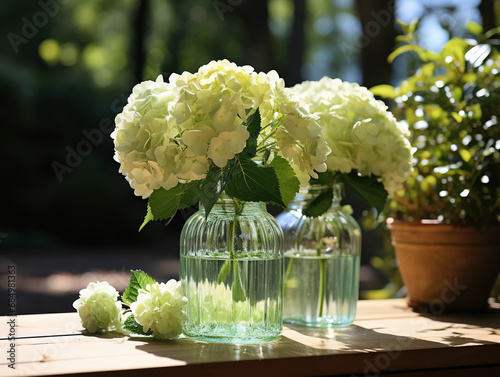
[72, 281, 123, 333]
[131, 280, 187, 340]
[74, 271, 187, 340]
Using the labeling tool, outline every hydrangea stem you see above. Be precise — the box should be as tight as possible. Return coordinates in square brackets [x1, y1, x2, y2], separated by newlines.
[317, 257, 327, 318]
[284, 222, 302, 294]
[314, 221, 326, 318]
[283, 257, 294, 293]
[217, 198, 245, 302]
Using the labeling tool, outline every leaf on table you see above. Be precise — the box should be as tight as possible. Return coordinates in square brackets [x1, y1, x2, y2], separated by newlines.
[122, 270, 156, 306]
[124, 314, 153, 335]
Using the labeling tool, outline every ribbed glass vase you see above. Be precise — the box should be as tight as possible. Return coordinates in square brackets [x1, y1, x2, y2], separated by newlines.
[180, 195, 284, 342]
[276, 184, 361, 327]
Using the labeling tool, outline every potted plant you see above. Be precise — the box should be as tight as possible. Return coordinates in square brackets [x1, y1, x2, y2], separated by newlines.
[372, 21, 500, 312]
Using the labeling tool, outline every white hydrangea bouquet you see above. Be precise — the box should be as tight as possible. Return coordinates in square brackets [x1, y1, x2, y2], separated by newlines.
[111, 60, 330, 224]
[291, 77, 413, 214]
[276, 77, 413, 326]
[73, 271, 187, 340]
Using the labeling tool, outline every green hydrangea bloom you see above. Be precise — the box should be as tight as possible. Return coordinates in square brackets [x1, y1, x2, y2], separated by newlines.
[73, 281, 123, 333]
[292, 77, 413, 196]
[130, 280, 187, 340]
[112, 60, 330, 198]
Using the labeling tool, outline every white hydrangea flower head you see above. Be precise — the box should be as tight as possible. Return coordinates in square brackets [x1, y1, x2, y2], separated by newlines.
[131, 280, 187, 340]
[112, 60, 331, 198]
[292, 77, 413, 195]
[111, 75, 183, 198]
[72, 281, 123, 333]
[169, 61, 263, 170]
[258, 71, 330, 182]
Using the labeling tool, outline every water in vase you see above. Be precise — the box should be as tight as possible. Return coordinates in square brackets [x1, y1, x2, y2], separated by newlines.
[283, 251, 360, 327]
[181, 251, 283, 342]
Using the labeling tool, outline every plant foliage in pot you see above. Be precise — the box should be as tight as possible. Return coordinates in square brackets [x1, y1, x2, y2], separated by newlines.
[372, 21, 500, 312]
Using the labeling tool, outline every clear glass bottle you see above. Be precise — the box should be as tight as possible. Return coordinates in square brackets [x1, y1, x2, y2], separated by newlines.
[276, 184, 361, 327]
[180, 195, 284, 343]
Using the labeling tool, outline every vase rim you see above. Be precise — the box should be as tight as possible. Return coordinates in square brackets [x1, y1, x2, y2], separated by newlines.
[386, 218, 500, 232]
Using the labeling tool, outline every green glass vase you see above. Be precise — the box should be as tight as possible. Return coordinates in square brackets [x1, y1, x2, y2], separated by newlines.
[180, 196, 284, 342]
[276, 184, 361, 327]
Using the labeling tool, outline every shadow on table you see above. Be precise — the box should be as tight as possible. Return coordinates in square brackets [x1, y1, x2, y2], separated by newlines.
[133, 324, 446, 364]
[414, 307, 500, 347]
[416, 307, 500, 330]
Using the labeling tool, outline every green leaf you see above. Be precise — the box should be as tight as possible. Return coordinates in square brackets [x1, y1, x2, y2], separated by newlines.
[139, 204, 154, 232]
[124, 314, 153, 336]
[232, 263, 246, 303]
[198, 162, 235, 216]
[466, 21, 483, 36]
[451, 112, 463, 123]
[303, 187, 333, 217]
[225, 155, 285, 207]
[387, 44, 417, 63]
[484, 25, 500, 39]
[395, 35, 412, 44]
[270, 155, 300, 207]
[241, 110, 261, 158]
[179, 182, 201, 208]
[442, 38, 468, 68]
[141, 181, 201, 230]
[407, 18, 419, 35]
[262, 148, 271, 164]
[217, 260, 231, 285]
[121, 270, 156, 306]
[217, 261, 246, 302]
[310, 171, 335, 186]
[370, 84, 397, 99]
[396, 19, 416, 35]
[143, 182, 196, 229]
[340, 172, 388, 213]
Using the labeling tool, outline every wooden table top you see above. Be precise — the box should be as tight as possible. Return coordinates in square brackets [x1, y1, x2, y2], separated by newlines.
[1, 299, 499, 376]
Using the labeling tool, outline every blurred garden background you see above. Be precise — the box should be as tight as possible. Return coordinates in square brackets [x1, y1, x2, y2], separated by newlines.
[1, 0, 498, 314]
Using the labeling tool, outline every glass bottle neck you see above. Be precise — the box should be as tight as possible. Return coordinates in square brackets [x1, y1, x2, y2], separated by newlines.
[199, 194, 266, 215]
[288, 184, 342, 211]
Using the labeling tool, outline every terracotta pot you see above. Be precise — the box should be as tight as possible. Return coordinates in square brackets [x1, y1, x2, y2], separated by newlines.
[387, 219, 500, 312]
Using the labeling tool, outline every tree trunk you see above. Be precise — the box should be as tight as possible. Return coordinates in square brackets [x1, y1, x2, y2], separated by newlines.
[234, 0, 275, 73]
[354, 0, 397, 88]
[479, 0, 498, 32]
[133, 0, 149, 83]
[287, 0, 306, 86]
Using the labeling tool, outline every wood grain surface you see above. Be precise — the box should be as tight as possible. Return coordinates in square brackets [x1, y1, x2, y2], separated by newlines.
[1, 299, 499, 376]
